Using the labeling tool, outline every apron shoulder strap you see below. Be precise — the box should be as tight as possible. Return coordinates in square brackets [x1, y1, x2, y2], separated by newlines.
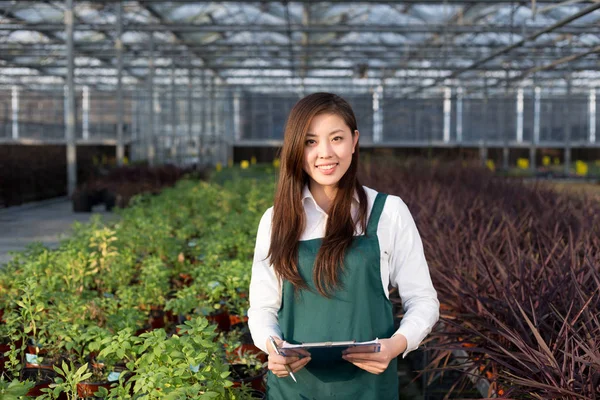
[366, 192, 388, 236]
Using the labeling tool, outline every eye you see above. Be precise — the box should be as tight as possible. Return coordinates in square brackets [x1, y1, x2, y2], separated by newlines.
[305, 139, 316, 145]
[332, 136, 343, 141]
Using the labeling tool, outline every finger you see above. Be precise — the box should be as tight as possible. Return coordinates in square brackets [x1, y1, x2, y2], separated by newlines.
[281, 348, 311, 358]
[269, 354, 299, 364]
[347, 361, 382, 375]
[343, 346, 376, 354]
[292, 362, 308, 373]
[269, 365, 291, 376]
[341, 351, 379, 359]
[342, 353, 382, 362]
[289, 356, 311, 371]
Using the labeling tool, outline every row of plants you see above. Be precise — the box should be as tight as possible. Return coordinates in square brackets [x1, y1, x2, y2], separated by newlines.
[359, 158, 600, 399]
[1, 165, 278, 398]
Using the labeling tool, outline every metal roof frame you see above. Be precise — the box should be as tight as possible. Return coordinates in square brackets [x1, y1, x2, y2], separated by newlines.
[0, 0, 599, 94]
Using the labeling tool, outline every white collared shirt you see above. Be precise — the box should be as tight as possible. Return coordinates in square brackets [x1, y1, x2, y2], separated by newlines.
[248, 185, 440, 358]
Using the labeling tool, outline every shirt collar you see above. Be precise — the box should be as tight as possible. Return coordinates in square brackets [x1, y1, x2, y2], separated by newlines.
[302, 184, 360, 208]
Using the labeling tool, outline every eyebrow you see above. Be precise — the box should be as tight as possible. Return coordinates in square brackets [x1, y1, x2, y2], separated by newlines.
[306, 129, 345, 137]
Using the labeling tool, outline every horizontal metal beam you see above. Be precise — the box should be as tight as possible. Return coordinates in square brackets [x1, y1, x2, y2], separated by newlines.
[4, 62, 599, 72]
[1, 48, 593, 59]
[0, 137, 133, 146]
[0, 0, 588, 3]
[0, 41, 593, 51]
[234, 140, 600, 148]
[1, 23, 599, 35]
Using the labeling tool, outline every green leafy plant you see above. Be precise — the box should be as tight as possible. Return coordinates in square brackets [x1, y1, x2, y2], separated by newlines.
[0, 376, 34, 400]
[128, 316, 234, 399]
[38, 361, 92, 400]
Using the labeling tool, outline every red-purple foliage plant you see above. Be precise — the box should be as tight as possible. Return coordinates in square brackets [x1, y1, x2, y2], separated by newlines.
[360, 157, 600, 399]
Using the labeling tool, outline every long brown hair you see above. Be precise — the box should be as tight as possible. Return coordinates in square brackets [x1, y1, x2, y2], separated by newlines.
[268, 93, 368, 297]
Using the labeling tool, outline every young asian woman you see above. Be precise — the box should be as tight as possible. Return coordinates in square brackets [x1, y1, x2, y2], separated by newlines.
[248, 92, 440, 400]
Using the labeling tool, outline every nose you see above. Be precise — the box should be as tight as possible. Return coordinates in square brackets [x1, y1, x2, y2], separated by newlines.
[317, 139, 334, 158]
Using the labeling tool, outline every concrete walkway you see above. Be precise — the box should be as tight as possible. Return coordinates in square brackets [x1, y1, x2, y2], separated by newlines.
[0, 197, 118, 265]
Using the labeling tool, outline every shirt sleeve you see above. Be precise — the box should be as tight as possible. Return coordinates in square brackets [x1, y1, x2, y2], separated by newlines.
[247, 207, 283, 353]
[388, 196, 440, 358]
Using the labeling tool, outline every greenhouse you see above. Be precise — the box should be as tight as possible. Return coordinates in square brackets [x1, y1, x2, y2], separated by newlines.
[0, 1, 598, 399]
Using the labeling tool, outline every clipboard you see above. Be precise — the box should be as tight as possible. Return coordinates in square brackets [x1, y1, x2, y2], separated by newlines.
[278, 339, 381, 363]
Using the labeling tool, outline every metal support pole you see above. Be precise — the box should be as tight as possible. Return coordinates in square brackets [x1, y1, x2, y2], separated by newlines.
[516, 87, 523, 143]
[82, 86, 89, 140]
[443, 87, 451, 143]
[154, 91, 162, 164]
[233, 89, 241, 142]
[132, 91, 137, 142]
[227, 89, 234, 166]
[63, 85, 68, 136]
[564, 76, 572, 175]
[480, 78, 488, 165]
[373, 84, 383, 143]
[589, 88, 596, 144]
[116, 1, 125, 166]
[456, 86, 463, 144]
[148, 32, 155, 166]
[11, 85, 18, 139]
[531, 86, 540, 171]
[65, 0, 77, 197]
[502, 70, 510, 170]
[212, 77, 219, 165]
[131, 91, 138, 161]
[208, 75, 215, 164]
[187, 68, 193, 164]
[197, 69, 206, 168]
[170, 63, 177, 162]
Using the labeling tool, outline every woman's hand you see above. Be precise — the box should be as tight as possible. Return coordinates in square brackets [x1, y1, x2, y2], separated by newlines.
[342, 335, 407, 375]
[266, 337, 312, 378]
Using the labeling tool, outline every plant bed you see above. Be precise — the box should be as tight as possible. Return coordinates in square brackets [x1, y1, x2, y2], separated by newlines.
[360, 157, 600, 398]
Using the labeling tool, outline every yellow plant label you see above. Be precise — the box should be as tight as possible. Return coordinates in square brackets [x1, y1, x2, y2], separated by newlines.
[542, 156, 550, 166]
[517, 158, 529, 169]
[575, 160, 588, 176]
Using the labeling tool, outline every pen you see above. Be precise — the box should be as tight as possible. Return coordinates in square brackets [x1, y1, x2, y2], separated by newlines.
[269, 336, 297, 383]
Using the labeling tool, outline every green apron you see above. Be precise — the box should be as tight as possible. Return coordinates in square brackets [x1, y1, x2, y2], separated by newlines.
[267, 192, 398, 400]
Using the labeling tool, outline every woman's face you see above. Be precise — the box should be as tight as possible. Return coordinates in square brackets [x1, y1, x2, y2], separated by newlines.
[302, 113, 359, 191]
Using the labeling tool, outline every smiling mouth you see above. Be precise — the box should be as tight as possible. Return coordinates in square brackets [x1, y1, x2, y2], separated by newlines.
[316, 163, 338, 170]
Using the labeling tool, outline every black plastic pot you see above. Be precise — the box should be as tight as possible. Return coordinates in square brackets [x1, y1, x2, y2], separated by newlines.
[248, 389, 266, 399]
[21, 367, 59, 397]
[229, 364, 267, 392]
[72, 190, 92, 212]
[102, 189, 117, 211]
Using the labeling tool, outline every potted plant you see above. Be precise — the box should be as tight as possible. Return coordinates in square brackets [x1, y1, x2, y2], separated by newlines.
[221, 326, 266, 365]
[36, 361, 91, 400]
[19, 367, 59, 398]
[227, 351, 268, 393]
